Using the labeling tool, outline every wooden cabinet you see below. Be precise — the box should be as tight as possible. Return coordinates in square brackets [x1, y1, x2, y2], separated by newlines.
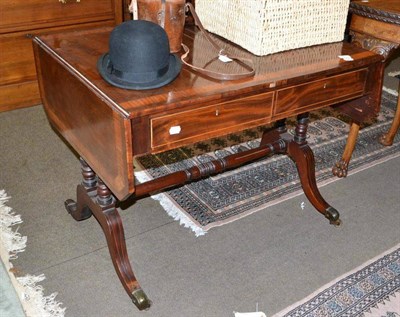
[0, 0, 123, 112]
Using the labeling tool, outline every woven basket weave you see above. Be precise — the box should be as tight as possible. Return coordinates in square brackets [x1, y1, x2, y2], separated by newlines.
[195, 0, 350, 56]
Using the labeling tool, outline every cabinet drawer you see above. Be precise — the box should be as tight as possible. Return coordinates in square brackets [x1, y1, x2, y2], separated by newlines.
[0, 0, 114, 33]
[274, 69, 368, 117]
[0, 81, 41, 112]
[150, 92, 274, 151]
[0, 34, 37, 86]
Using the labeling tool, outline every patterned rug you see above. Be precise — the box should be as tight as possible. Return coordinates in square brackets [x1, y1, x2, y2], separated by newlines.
[271, 244, 400, 317]
[135, 91, 400, 236]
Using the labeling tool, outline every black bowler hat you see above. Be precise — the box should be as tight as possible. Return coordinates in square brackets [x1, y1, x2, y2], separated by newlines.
[97, 20, 181, 90]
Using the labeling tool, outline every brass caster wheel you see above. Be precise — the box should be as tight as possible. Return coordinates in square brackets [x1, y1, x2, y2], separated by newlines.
[325, 206, 341, 227]
[132, 288, 152, 311]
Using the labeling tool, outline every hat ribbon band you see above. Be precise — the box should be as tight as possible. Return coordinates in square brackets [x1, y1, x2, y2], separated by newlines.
[110, 64, 169, 84]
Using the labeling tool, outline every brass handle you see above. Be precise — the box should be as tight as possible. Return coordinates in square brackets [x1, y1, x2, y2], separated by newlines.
[59, 0, 81, 3]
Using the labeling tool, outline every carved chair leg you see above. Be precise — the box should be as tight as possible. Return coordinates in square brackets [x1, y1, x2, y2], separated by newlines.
[332, 121, 360, 178]
[287, 114, 341, 225]
[350, 31, 400, 146]
[380, 87, 400, 146]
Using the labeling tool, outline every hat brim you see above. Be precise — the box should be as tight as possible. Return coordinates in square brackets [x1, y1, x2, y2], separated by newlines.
[97, 53, 182, 90]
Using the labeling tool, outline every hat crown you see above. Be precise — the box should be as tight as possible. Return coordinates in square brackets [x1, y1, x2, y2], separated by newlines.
[109, 20, 170, 74]
[97, 19, 181, 90]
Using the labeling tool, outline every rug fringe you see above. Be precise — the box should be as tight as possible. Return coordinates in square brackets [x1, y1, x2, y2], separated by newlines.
[0, 192, 26, 259]
[388, 70, 400, 77]
[383, 85, 398, 97]
[16, 274, 65, 317]
[0, 190, 66, 317]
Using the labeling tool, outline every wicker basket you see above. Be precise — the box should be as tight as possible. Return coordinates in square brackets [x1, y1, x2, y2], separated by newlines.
[195, 0, 350, 56]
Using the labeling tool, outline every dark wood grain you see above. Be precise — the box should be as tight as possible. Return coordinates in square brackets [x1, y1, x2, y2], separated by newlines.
[0, 0, 116, 33]
[0, 0, 122, 112]
[150, 92, 274, 152]
[33, 25, 384, 309]
[33, 26, 384, 199]
[350, 0, 400, 26]
[34, 40, 134, 200]
[36, 27, 382, 116]
[274, 69, 368, 119]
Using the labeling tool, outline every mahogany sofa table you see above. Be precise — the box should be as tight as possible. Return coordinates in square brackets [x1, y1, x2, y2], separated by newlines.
[33, 26, 383, 310]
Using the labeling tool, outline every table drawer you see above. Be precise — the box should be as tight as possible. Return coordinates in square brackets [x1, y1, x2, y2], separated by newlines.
[150, 92, 274, 151]
[274, 69, 368, 117]
[0, 0, 114, 33]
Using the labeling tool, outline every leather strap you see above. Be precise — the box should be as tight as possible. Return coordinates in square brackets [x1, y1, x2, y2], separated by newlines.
[160, 0, 166, 28]
[181, 3, 255, 81]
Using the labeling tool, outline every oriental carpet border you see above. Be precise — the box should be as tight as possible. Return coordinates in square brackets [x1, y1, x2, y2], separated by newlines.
[271, 243, 400, 317]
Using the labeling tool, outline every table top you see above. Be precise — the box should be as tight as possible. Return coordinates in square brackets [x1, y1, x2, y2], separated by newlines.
[33, 26, 383, 200]
[350, 0, 400, 46]
[35, 26, 382, 119]
[350, 0, 400, 24]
